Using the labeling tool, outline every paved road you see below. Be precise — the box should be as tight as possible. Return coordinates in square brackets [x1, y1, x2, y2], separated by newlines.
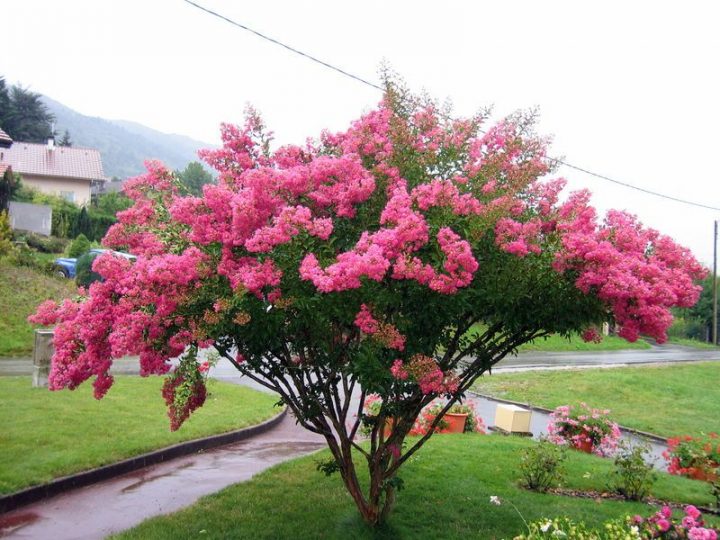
[490, 341, 720, 371]
[3, 342, 718, 377]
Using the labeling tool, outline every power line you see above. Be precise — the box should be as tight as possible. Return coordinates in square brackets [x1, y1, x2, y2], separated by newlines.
[182, 0, 720, 213]
[547, 159, 720, 212]
[182, 0, 383, 92]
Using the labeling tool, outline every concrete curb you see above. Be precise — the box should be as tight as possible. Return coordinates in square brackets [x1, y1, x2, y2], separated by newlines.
[468, 390, 667, 444]
[0, 407, 288, 514]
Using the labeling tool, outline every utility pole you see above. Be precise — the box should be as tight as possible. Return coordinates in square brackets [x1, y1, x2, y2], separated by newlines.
[714, 220, 718, 345]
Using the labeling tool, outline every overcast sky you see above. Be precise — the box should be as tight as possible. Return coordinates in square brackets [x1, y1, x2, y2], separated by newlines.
[3, 0, 719, 266]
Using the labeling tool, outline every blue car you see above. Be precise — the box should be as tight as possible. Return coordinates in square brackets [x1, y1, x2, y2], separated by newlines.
[54, 249, 136, 279]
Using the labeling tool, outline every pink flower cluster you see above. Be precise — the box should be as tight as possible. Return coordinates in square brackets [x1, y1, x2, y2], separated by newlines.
[353, 305, 405, 351]
[553, 194, 706, 343]
[632, 505, 717, 540]
[393, 354, 459, 395]
[28, 248, 209, 399]
[547, 403, 621, 456]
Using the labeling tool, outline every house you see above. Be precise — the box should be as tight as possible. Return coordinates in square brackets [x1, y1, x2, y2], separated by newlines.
[0, 131, 107, 206]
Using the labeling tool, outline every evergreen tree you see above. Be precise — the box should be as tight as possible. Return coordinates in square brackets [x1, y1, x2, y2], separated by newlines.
[72, 206, 92, 238]
[176, 161, 214, 196]
[0, 82, 55, 143]
[0, 168, 21, 212]
[58, 129, 72, 147]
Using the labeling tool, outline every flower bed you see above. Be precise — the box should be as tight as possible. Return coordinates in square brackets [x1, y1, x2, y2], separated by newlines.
[547, 403, 621, 456]
[515, 505, 718, 539]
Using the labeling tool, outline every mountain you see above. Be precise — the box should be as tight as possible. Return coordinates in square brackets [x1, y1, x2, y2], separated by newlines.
[41, 96, 214, 179]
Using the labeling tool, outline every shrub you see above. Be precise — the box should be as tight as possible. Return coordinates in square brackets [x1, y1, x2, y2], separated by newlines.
[608, 441, 657, 501]
[0, 210, 12, 256]
[23, 232, 67, 254]
[68, 234, 91, 258]
[75, 251, 102, 288]
[518, 438, 567, 492]
[547, 403, 621, 456]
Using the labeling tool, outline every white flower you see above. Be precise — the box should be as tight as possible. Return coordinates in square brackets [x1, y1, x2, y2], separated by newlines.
[540, 521, 552, 533]
[489, 495, 501, 506]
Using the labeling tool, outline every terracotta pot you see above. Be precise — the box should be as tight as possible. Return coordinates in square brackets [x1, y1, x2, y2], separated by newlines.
[438, 412, 468, 434]
[689, 466, 719, 482]
[574, 439, 594, 454]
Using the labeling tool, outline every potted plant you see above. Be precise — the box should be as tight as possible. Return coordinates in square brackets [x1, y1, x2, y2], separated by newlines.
[547, 403, 621, 456]
[410, 400, 485, 435]
[664, 433, 720, 482]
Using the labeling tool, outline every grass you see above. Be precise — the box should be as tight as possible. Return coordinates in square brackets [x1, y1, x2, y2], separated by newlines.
[518, 333, 650, 352]
[473, 362, 720, 438]
[465, 324, 650, 352]
[0, 376, 279, 495]
[115, 435, 717, 539]
[0, 259, 76, 357]
[668, 337, 720, 350]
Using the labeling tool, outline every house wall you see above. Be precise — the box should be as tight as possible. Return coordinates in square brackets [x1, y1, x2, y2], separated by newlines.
[21, 174, 92, 206]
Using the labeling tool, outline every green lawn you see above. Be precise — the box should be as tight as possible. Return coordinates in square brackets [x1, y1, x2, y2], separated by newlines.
[0, 260, 76, 357]
[0, 376, 279, 494]
[473, 362, 720, 438]
[518, 333, 650, 352]
[669, 337, 720, 350]
[115, 435, 717, 540]
[465, 324, 650, 352]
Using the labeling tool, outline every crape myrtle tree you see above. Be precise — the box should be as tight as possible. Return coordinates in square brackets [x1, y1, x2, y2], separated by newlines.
[31, 81, 705, 525]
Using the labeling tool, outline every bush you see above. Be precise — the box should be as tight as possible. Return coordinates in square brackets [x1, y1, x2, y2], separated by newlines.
[0, 210, 12, 256]
[75, 251, 102, 288]
[518, 439, 566, 492]
[68, 234, 91, 258]
[23, 233, 67, 254]
[608, 441, 657, 501]
[668, 316, 707, 341]
[5, 244, 57, 275]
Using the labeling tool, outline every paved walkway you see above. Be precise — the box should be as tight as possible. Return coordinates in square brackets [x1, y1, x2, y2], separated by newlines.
[0, 410, 325, 539]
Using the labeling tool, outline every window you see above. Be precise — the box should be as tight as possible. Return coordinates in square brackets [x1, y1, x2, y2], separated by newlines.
[60, 191, 75, 203]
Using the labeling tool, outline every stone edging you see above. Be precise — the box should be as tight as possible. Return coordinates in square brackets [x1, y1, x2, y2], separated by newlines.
[0, 407, 288, 514]
[468, 390, 667, 444]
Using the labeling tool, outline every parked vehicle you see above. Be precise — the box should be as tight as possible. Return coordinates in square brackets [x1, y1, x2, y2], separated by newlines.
[54, 249, 136, 279]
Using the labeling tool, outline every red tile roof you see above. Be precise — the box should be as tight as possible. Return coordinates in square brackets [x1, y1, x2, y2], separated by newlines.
[1, 142, 106, 181]
[0, 128, 12, 148]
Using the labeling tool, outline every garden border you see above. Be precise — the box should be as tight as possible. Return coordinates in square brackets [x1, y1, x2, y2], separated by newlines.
[0, 406, 288, 513]
[468, 390, 667, 444]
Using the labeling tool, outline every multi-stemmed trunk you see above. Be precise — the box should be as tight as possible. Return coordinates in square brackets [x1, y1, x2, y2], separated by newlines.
[216, 323, 543, 527]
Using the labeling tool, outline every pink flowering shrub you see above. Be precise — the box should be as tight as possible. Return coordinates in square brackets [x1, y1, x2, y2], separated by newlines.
[517, 506, 718, 539]
[547, 403, 622, 456]
[29, 79, 705, 526]
[630, 505, 718, 540]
